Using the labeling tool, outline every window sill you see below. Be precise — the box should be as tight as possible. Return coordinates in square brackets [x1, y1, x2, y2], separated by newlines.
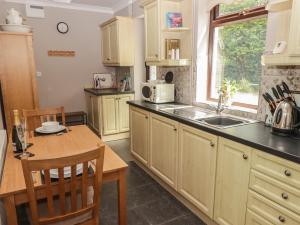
[193, 101, 258, 119]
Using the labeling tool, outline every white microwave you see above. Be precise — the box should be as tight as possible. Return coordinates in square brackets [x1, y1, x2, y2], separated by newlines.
[141, 82, 175, 103]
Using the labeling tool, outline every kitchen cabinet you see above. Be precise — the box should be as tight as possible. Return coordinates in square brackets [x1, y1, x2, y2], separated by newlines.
[86, 93, 134, 141]
[130, 107, 150, 166]
[245, 209, 273, 225]
[150, 113, 178, 189]
[102, 95, 118, 135]
[288, 0, 300, 56]
[100, 17, 134, 66]
[0, 32, 39, 133]
[178, 124, 217, 218]
[140, 0, 193, 66]
[214, 138, 252, 225]
[144, 1, 160, 62]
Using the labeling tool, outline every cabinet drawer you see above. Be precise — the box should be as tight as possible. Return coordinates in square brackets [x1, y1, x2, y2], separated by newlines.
[250, 170, 300, 214]
[248, 190, 300, 225]
[246, 209, 273, 225]
[252, 151, 300, 189]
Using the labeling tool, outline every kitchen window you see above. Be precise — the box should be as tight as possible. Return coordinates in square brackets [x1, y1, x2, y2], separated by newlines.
[207, 0, 268, 109]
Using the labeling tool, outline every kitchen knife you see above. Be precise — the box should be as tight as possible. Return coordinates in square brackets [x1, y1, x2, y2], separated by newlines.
[262, 93, 276, 114]
[276, 85, 285, 100]
[282, 81, 296, 105]
[265, 92, 277, 107]
[271, 87, 281, 103]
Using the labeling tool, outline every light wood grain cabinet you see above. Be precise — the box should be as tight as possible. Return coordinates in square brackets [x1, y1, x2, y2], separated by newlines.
[178, 124, 217, 218]
[288, 0, 300, 56]
[100, 16, 134, 66]
[130, 107, 149, 166]
[245, 209, 273, 225]
[144, 1, 160, 62]
[150, 113, 178, 189]
[86, 93, 134, 141]
[102, 95, 119, 135]
[214, 138, 252, 225]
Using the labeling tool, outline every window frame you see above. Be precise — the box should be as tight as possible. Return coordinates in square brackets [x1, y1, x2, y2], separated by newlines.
[207, 4, 268, 109]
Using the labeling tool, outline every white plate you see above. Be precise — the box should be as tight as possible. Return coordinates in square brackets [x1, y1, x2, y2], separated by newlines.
[35, 125, 66, 134]
[42, 164, 83, 179]
[0, 24, 32, 32]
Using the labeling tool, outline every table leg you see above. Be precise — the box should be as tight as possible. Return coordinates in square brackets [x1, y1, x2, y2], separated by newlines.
[4, 196, 18, 225]
[118, 170, 127, 225]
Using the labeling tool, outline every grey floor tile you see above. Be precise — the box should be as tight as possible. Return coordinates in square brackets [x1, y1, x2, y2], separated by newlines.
[135, 195, 190, 225]
[161, 214, 206, 225]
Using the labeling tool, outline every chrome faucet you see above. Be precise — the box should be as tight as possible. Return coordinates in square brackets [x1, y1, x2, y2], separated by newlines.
[216, 91, 225, 114]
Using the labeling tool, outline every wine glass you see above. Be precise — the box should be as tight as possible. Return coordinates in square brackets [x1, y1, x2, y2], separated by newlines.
[16, 118, 30, 158]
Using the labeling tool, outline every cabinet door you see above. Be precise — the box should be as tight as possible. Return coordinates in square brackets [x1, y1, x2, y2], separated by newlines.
[214, 138, 252, 225]
[118, 94, 133, 133]
[92, 96, 100, 133]
[245, 209, 273, 225]
[102, 25, 111, 63]
[102, 95, 118, 135]
[150, 113, 178, 189]
[86, 94, 93, 127]
[130, 107, 149, 165]
[144, 1, 160, 62]
[178, 124, 217, 218]
[288, 0, 300, 56]
[109, 21, 119, 63]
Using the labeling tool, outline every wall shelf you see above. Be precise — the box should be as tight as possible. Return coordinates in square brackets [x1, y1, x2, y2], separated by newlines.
[266, 0, 292, 12]
[162, 27, 191, 32]
[261, 54, 300, 66]
[146, 59, 191, 66]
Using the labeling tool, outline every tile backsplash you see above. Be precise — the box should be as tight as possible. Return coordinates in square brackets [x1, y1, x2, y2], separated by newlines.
[157, 66, 192, 104]
[257, 66, 300, 121]
[156, 65, 300, 122]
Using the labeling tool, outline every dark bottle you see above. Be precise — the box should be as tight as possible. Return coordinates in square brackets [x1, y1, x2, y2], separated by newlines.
[12, 110, 22, 153]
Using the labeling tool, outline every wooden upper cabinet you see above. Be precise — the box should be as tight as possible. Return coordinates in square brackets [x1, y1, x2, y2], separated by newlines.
[0, 32, 39, 132]
[288, 0, 300, 56]
[150, 113, 178, 189]
[178, 124, 217, 219]
[144, 1, 160, 62]
[130, 106, 150, 166]
[214, 138, 252, 225]
[100, 17, 134, 66]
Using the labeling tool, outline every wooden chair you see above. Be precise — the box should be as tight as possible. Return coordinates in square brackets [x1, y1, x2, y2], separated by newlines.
[21, 145, 105, 225]
[23, 107, 66, 134]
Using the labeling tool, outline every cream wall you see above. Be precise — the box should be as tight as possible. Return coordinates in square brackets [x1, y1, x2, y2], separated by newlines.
[0, 2, 114, 112]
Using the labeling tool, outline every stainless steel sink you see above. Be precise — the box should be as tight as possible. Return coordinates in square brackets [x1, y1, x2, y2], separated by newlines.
[197, 116, 248, 128]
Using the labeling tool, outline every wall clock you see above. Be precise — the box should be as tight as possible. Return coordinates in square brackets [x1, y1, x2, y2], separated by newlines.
[57, 22, 69, 34]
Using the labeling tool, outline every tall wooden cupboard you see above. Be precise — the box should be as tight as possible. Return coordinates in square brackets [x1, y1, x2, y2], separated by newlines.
[0, 32, 39, 132]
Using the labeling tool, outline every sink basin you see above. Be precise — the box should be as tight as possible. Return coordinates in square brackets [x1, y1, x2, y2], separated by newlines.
[197, 116, 251, 128]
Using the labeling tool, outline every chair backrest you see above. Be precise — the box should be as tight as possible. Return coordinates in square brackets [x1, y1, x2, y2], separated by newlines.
[21, 145, 105, 225]
[23, 107, 66, 133]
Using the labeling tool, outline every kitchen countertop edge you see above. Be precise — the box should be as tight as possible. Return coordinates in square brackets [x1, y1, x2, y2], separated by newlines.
[128, 101, 300, 164]
[84, 88, 135, 96]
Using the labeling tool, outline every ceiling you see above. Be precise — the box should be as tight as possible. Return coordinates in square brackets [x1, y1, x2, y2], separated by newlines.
[4, 0, 136, 13]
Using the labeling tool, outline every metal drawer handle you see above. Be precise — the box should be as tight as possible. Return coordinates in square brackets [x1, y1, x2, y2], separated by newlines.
[284, 170, 291, 177]
[210, 142, 215, 147]
[281, 193, 288, 200]
[278, 216, 286, 223]
[145, 116, 148, 119]
[173, 127, 177, 131]
[242, 154, 248, 160]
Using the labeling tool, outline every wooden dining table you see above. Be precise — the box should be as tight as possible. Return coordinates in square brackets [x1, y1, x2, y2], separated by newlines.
[0, 125, 128, 225]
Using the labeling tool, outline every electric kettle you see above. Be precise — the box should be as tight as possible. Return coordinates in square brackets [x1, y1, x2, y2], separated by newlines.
[272, 99, 300, 135]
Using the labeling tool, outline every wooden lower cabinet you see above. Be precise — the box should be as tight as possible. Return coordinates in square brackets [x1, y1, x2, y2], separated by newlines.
[118, 95, 132, 132]
[245, 209, 273, 225]
[150, 113, 178, 189]
[178, 124, 217, 218]
[102, 95, 119, 135]
[214, 138, 252, 225]
[130, 107, 149, 166]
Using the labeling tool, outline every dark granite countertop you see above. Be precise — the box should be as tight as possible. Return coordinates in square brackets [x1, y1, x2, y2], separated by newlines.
[84, 88, 135, 96]
[128, 100, 300, 164]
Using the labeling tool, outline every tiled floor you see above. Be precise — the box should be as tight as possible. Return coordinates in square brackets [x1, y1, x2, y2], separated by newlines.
[17, 139, 206, 225]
